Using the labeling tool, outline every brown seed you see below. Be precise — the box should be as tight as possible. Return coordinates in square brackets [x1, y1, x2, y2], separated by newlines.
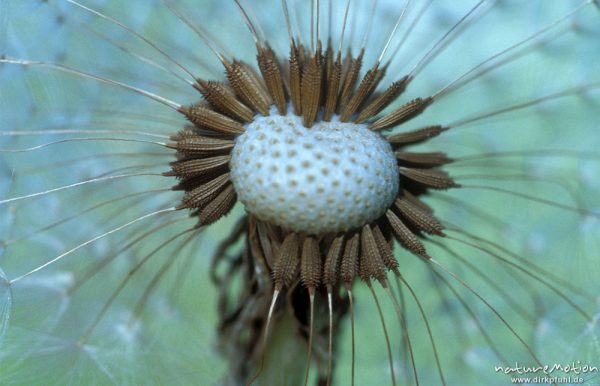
[371, 224, 400, 275]
[301, 236, 322, 289]
[370, 97, 433, 131]
[179, 173, 231, 209]
[359, 225, 387, 283]
[289, 42, 303, 115]
[195, 79, 255, 123]
[401, 189, 434, 213]
[340, 232, 360, 285]
[167, 136, 234, 156]
[323, 52, 342, 122]
[224, 59, 271, 116]
[399, 167, 459, 190]
[355, 76, 410, 123]
[197, 184, 237, 226]
[178, 105, 245, 135]
[323, 235, 344, 286]
[394, 197, 445, 236]
[165, 155, 230, 178]
[338, 49, 364, 113]
[257, 44, 287, 115]
[340, 65, 383, 122]
[324, 41, 334, 82]
[301, 48, 323, 127]
[385, 209, 429, 258]
[395, 151, 453, 167]
[386, 125, 448, 147]
[273, 232, 300, 289]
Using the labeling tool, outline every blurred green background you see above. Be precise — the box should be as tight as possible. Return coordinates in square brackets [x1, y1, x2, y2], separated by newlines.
[1, 1, 599, 385]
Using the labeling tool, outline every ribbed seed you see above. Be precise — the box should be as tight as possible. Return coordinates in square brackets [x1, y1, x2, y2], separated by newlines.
[359, 225, 387, 283]
[387, 125, 447, 147]
[241, 61, 274, 109]
[402, 190, 434, 214]
[394, 197, 445, 235]
[172, 170, 227, 191]
[399, 167, 459, 190]
[224, 60, 271, 116]
[301, 49, 323, 127]
[324, 42, 334, 82]
[289, 42, 303, 115]
[339, 50, 352, 85]
[337, 49, 364, 113]
[167, 136, 234, 155]
[355, 76, 410, 123]
[195, 80, 255, 122]
[323, 53, 342, 122]
[372, 225, 400, 274]
[395, 151, 452, 167]
[386, 209, 429, 258]
[323, 235, 344, 287]
[178, 105, 245, 135]
[257, 45, 287, 115]
[169, 129, 195, 141]
[370, 97, 433, 131]
[198, 184, 237, 226]
[301, 236, 322, 289]
[273, 233, 300, 289]
[340, 66, 381, 122]
[165, 155, 230, 178]
[179, 173, 230, 209]
[340, 232, 360, 285]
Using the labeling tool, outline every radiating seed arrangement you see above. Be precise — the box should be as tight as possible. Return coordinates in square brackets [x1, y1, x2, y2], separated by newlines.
[168, 28, 456, 383]
[1, 1, 600, 385]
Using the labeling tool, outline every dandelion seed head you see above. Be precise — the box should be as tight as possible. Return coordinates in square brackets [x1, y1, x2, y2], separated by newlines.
[230, 107, 399, 234]
[1, 0, 600, 384]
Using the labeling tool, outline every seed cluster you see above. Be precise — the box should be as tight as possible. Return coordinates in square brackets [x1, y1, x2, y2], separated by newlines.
[167, 39, 459, 290]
